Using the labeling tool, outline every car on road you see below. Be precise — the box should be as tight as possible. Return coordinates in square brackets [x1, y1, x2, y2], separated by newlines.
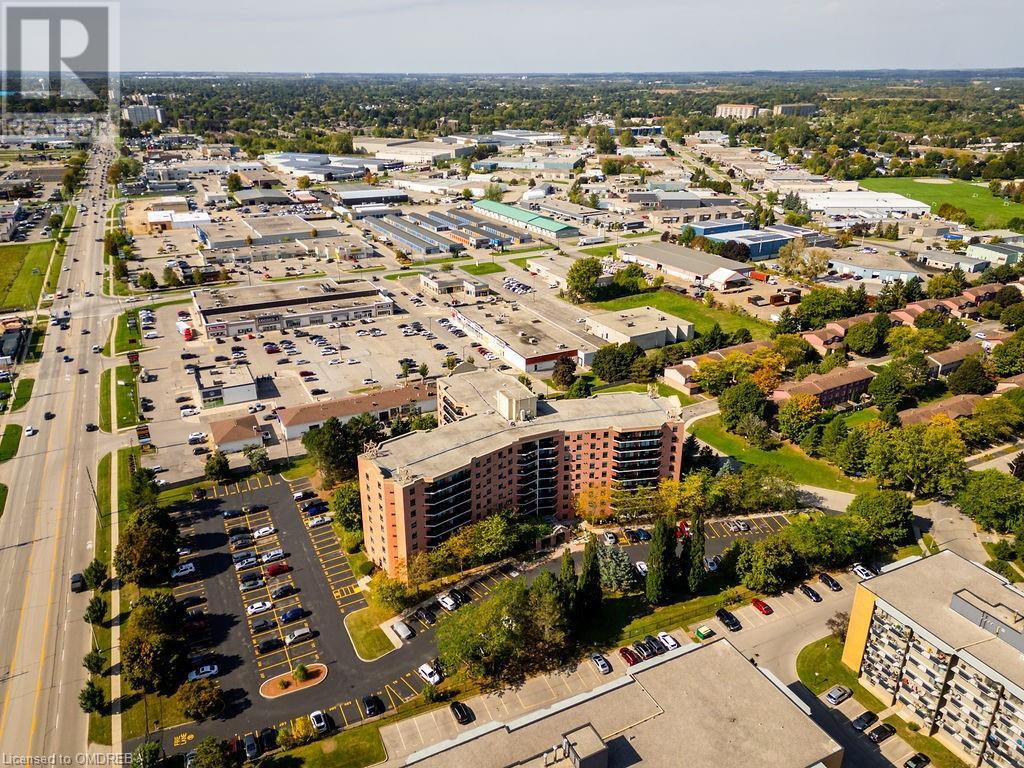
[903, 754, 930, 768]
[449, 700, 473, 725]
[309, 710, 329, 734]
[868, 723, 897, 744]
[70, 573, 86, 593]
[252, 525, 276, 540]
[590, 652, 611, 674]
[362, 695, 384, 717]
[798, 584, 822, 602]
[85, 423, 98, 432]
[851, 711, 878, 731]
[751, 598, 773, 615]
[187, 664, 218, 681]
[617, 646, 640, 666]
[819, 573, 842, 592]
[280, 607, 304, 624]
[417, 663, 442, 684]
[716, 608, 741, 632]
[247, 600, 273, 616]
[25, 426, 37, 436]
[172, 562, 196, 579]
[657, 631, 679, 650]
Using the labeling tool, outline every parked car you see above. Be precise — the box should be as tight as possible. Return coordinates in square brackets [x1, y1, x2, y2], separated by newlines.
[449, 700, 473, 725]
[247, 600, 273, 616]
[172, 562, 196, 579]
[266, 562, 291, 577]
[280, 607, 304, 624]
[868, 723, 897, 744]
[819, 573, 842, 592]
[903, 754, 931, 768]
[243, 733, 260, 761]
[751, 598, 773, 615]
[851, 711, 879, 731]
[309, 710, 329, 734]
[656, 631, 679, 650]
[602, 531, 618, 546]
[187, 664, 218, 681]
[438, 593, 458, 611]
[590, 652, 611, 675]
[617, 646, 640, 666]
[362, 695, 384, 717]
[716, 608, 741, 632]
[798, 584, 822, 603]
[417, 663, 442, 685]
[852, 563, 876, 580]
[643, 634, 666, 654]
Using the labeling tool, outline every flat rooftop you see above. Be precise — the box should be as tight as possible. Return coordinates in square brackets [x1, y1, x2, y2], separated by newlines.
[192, 279, 388, 317]
[368, 369, 681, 482]
[621, 241, 752, 276]
[862, 551, 1024, 693]
[242, 214, 325, 238]
[407, 638, 842, 768]
[195, 363, 255, 390]
[587, 306, 694, 337]
[453, 302, 598, 360]
[830, 249, 925, 273]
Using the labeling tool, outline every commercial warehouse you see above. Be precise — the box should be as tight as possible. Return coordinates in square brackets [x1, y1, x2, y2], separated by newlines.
[472, 199, 579, 240]
[534, 198, 607, 223]
[705, 227, 793, 259]
[800, 191, 930, 218]
[191, 279, 394, 337]
[620, 241, 754, 289]
[526, 253, 614, 291]
[447, 207, 531, 244]
[331, 185, 409, 206]
[193, 364, 257, 408]
[586, 307, 694, 349]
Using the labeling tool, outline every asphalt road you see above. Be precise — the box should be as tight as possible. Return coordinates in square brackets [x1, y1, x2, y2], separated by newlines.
[0, 128, 129, 759]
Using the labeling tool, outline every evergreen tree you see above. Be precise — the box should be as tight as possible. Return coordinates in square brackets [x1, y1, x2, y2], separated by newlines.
[688, 509, 706, 593]
[557, 547, 577, 621]
[576, 535, 602, 616]
[645, 518, 673, 604]
[676, 530, 692, 591]
[1010, 450, 1024, 481]
[818, 417, 848, 461]
[598, 545, 636, 592]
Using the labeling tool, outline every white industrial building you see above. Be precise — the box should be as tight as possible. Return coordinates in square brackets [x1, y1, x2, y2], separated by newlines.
[800, 191, 930, 218]
[620, 242, 753, 290]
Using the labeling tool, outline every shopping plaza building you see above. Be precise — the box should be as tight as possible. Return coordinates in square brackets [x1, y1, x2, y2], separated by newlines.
[842, 551, 1024, 768]
[357, 370, 686, 576]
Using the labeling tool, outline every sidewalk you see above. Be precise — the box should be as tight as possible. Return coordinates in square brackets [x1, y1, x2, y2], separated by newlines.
[108, 452, 123, 753]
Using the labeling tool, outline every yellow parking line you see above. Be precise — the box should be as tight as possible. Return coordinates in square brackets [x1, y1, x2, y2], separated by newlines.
[338, 705, 349, 727]
[384, 685, 404, 708]
[400, 676, 419, 696]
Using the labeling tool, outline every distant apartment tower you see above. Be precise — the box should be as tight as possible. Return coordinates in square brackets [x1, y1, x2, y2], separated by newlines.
[357, 371, 686, 577]
[122, 105, 164, 126]
[843, 551, 1024, 768]
[773, 103, 818, 117]
[714, 103, 759, 119]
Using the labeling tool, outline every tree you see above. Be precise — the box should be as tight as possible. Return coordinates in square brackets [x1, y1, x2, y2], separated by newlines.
[484, 183, 504, 202]
[137, 271, 157, 290]
[565, 375, 593, 399]
[955, 470, 1024, 533]
[818, 416, 849, 461]
[1001, 302, 1024, 330]
[79, 679, 104, 713]
[132, 742, 162, 768]
[83, 557, 108, 590]
[597, 544, 636, 592]
[737, 536, 799, 593]
[947, 356, 995, 395]
[777, 393, 822, 442]
[827, 611, 851, 642]
[866, 417, 967, 497]
[645, 517, 674, 604]
[688, 509, 706, 593]
[241, 444, 271, 473]
[83, 649, 105, 675]
[564, 257, 604, 303]
[527, 572, 568, 658]
[162, 266, 183, 287]
[369, 572, 410, 612]
[84, 595, 106, 625]
[225, 173, 242, 192]
[296, 175, 311, 189]
[1010, 450, 1024, 480]
[591, 343, 643, 383]
[204, 450, 230, 481]
[551, 357, 577, 388]
[576, 535, 602, 616]
[718, 381, 768, 432]
[177, 679, 224, 721]
[301, 416, 349, 487]
[288, 715, 316, 746]
[848, 489, 913, 548]
[868, 364, 911, 408]
[845, 322, 880, 356]
[115, 519, 179, 586]
[191, 737, 229, 768]
[331, 481, 362, 530]
[557, 548, 577, 620]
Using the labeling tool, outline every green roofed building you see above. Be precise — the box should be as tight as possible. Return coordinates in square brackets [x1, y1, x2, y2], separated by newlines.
[472, 199, 579, 240]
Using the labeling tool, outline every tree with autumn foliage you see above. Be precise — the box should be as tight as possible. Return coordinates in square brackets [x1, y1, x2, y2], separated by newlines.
[777, 393, 823, 442]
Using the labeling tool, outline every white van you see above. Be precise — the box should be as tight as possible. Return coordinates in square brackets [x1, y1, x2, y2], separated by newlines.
[285, 627, 311, 646]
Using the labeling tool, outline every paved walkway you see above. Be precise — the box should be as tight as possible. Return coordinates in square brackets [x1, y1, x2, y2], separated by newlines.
[109, 452, 123, 753]
[916, 500, 992, 564]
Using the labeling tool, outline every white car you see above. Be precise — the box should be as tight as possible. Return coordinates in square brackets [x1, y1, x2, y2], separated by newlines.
[144, 331, 158, 339]
[975, 331, 987, 339]
[362, 378, 377, 385]
[657, 631, 680, 651]
[25, 426, 38, 436]
[247, 403, 265, 413]
[252, 525, 276, 540]
[306, 515, 331, 529]
[634, 561, 648, 576]
[246, 600, 273, 616]
[234, 557, 258, 571]
[172, 562, 197, 579]
[438, 593, 458, 611]
[347, 358, 359, 365]
[417, 663, 442, 685]
[260, 548, 285, 564]
[309, 710, 328, 734]
[180, 407, 199, 418]
[187, 432, 205, 442]
[853, 563, 876, 580]
[187, 664, 218, 681]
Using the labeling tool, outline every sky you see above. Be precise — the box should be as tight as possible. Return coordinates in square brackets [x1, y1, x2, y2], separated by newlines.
[117, 0, 1022, 73]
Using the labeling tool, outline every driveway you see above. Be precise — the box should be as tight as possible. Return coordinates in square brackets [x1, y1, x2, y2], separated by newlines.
[916, 500, 990, 563]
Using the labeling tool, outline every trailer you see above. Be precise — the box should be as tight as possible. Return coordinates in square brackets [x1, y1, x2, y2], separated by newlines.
[175, 320, 197, 341]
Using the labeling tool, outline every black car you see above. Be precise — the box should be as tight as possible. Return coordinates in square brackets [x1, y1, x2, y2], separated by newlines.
[362, 695, 385, 717]
[84, 423, 98, 432]
[819, 573, 842, 592]
[179, 594, 206, 609]
[251, 618, 275, 633]
[243, 733, 260, 761]
[716, 608, 741, 632]
[449, 587, 469, 606]
[175, 395, 192, 403]
[259, 727, 277, 752]
[215, 355, 229, 362]
[644, 634, 666, 654]
[632, 641, 655, 660]
[851, 711, 879, 731]
[180, 353, 196, 360]
[868, 723, 897, 744]
[799, 584, 822, 602]
[192, 447, 207, 455]
[44, 411, 54, 420]
[310, 388, 327, 396]
[257, 637, 283, 655]
[623, 528, 640, 544]
[635, 529, 651, 542]
[270, 584, 294, 600]
[414, 607, 436, 625]
[222, 508, 243, 519]
[450, 700, 473, 725]
[903, 754, 930, 768]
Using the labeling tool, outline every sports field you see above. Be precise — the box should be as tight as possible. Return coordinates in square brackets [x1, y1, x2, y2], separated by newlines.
[0, 241, 54, 309]
[859, 177, 1024, 229]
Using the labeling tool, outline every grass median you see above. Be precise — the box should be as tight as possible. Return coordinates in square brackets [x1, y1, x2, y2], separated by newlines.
[114, 364, 139, 429]
[460, 261, 505, 276]
[88, 453, 113, 745]
[98, 368, 112, 432]
[10, 378, 34, 412]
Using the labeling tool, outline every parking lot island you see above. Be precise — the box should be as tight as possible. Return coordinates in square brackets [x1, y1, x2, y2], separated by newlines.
[258, 663, 329, 699]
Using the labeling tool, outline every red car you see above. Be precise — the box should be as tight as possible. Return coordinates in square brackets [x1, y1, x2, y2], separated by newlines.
[676, 520, 691, 538]
[266, 562, 291, 578]
[618, 646, 640, 666]
[299, 370, 315, 377]
[751, 598, 773, 615]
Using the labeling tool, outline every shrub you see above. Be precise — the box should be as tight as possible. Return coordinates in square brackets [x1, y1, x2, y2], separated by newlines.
[339, 527, 364, 554]
[991, 539, 1016, 561]
[293, 664, 309, 682]
[985, 559, 1017, 581]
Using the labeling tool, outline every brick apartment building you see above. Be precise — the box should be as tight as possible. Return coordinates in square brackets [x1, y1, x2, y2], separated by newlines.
[772, 366, 875, 409]
[357, 370, 686, 577]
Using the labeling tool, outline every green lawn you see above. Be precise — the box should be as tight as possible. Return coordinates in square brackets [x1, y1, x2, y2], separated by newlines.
[114, 365, 139, 429]
[505, 245, 551, 256]
[843, 408, 880, 429]
[89, 452, 113, 745]
[579, 244, 618, 258]
[264, 726, 386, 768]
[883, 715, 970, 768]
[796, 636, 886, 712]
[690, 415, 873, 493]
[98, 369, 111, 432]
[0, 241, 53, 309]
[344, 602, 395, 661]
[113, 310, 144, 354]
[0, 484, 8, 518]
[598, 381, 698, 406]
[280, 454, 317, 481]
[384, 271, 425, 281]
[0, 424, 22, 462]
[860, 177, 1024, 230]
[24, 320, 47, 362]
[460, 261, 505, 276]
[588, 290, 773, 340]
[414, 254, 472, 267]
[10, 378, 33, 412]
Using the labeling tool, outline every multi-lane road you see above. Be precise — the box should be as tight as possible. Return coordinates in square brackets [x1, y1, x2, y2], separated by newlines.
[0, 127, 128, 759]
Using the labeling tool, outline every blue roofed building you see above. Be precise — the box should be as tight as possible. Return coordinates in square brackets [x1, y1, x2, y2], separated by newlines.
[705, 228, 794, 259]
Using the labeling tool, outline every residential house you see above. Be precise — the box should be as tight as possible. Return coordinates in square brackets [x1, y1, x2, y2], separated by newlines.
[771, 366, 875, 408]
[924, 341, 983, 379]
[888, 299, 951, 326]
[662, 340, 772, 395]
